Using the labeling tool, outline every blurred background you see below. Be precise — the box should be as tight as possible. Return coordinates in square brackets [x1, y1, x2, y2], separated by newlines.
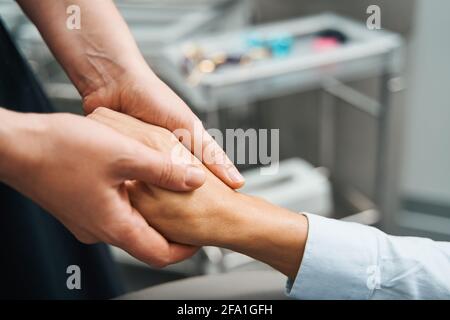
[1, 0, 449, 294]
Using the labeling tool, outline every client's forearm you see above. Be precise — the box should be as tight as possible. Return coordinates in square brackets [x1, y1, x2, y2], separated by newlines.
[206, 194, 308, 279]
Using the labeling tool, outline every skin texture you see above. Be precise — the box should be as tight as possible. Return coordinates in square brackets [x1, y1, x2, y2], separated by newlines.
[89, 108, 309, 279]
[0, 108, 198, 267]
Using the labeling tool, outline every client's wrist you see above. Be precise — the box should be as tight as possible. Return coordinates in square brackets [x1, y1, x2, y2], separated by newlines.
[207, 193, 258, 248]
[211, 192, 308, 279]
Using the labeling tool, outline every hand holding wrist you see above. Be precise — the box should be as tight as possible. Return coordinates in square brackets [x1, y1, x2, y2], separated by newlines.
[0, 109, 199, 266]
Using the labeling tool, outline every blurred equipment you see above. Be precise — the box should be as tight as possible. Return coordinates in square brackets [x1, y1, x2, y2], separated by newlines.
[241, 158, 333, 217]
[160, 13, 402, 111]
[116, 0, 253, 71]
[12, 0, 253, 112]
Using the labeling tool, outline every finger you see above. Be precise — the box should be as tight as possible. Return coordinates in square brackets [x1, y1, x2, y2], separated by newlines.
[59, 218, 100, 245]
[90, 106, 244, 189]
[200, 130, 245, 189]
[167, 243, 200, 263]
[172, 118, 245, 189]
[109, 209, 197, 268]
[146, 96, 245, 189]
[72, 231, 99, 245]
[119, 144, 206, 191]
[68, 223, 99, 245]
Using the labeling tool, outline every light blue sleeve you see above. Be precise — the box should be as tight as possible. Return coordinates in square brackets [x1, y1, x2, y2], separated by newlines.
[286, 213, 450, 299]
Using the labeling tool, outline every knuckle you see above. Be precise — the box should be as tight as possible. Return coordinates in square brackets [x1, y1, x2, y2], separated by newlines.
[141, 134, 158, 150]
[112, 150, 137, 174]
[151, 128, 176, 146]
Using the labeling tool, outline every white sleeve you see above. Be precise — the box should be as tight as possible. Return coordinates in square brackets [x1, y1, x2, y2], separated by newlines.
[286, 213, 450, 299]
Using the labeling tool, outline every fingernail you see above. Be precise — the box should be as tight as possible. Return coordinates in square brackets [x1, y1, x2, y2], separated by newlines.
[227, 166, 245, 184]
[185, 166, 206, 188]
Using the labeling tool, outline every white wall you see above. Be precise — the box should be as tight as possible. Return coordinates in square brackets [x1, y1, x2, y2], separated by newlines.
[401, 0, 450, 203]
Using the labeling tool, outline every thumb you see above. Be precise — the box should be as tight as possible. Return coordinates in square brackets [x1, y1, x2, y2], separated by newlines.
[201, 130, 245, 190]
[119, 144, 206, 191]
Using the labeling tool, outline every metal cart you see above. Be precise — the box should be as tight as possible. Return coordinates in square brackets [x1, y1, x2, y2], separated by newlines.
[13, 0, 253, 113]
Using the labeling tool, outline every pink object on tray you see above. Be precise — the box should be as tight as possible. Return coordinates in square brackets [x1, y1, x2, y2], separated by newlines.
[312, 37, 340, 52]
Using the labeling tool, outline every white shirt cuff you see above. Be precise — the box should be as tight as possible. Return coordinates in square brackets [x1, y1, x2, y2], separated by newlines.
[286, 213, 381, 300]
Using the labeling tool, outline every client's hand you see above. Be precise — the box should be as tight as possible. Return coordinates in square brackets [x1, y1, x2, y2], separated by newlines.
[88, 107, 234, 246]
[89, 108, 308, 278]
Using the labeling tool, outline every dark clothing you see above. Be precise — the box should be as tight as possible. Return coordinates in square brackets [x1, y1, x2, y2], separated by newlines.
[0, 18, 123, 299]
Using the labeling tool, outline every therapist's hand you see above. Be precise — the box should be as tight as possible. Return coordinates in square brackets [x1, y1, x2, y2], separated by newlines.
[18, 0, 244, 190]
[82, 69, 245, 189]
[89, 108, 307, 278]
[0, 108, 198, 267]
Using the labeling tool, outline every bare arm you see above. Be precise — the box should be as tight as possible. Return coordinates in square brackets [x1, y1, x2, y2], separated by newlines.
[17, 0, 146, 97]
